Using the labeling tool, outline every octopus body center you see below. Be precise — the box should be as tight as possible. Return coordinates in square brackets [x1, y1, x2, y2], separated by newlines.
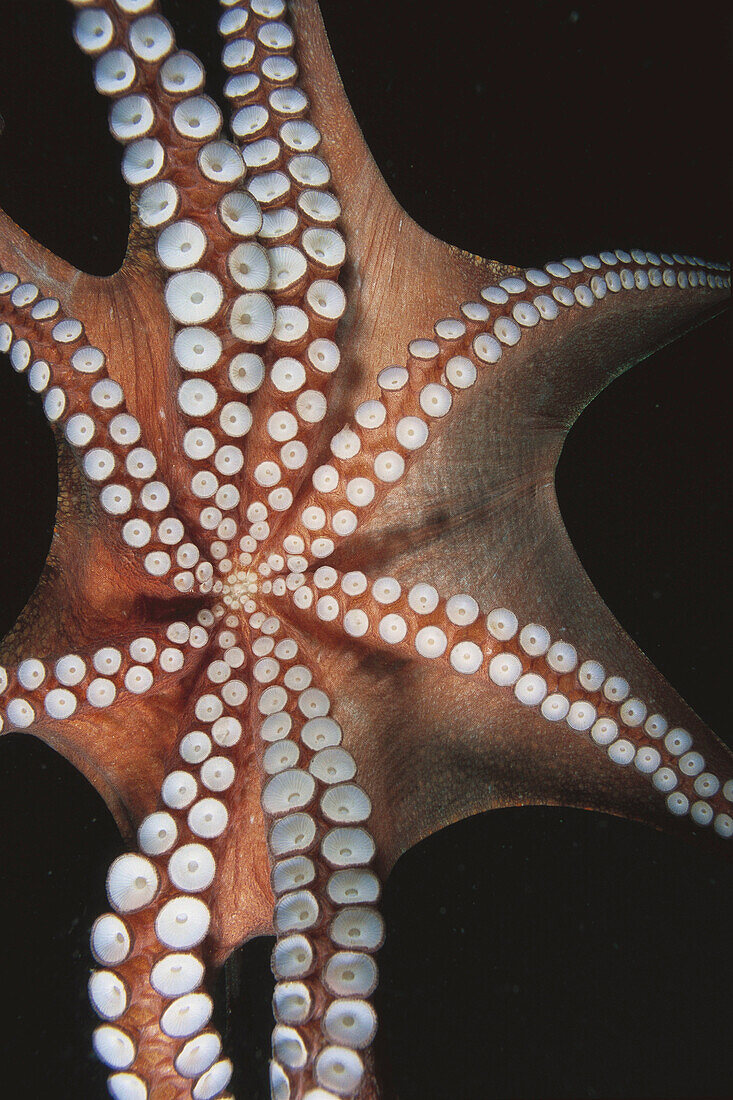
[221, 567, 259, 610]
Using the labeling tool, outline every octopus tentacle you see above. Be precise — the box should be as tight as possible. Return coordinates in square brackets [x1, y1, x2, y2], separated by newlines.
[0, 619, 195, 731]
[212, 0, 353, 567]
[84, 615, 253, 1100]
[272, 562, 733, 857]
[68, 1, 264, 568]
[246, 610, 383, 1099]
[72, 0, 237, 258]
[0, 272, 217, 596]
[0, 617, 227, 831]
[281, 252, 729, 567]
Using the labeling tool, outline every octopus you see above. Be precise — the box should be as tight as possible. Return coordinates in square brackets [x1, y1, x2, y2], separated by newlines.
[0, 2, 730, 1098]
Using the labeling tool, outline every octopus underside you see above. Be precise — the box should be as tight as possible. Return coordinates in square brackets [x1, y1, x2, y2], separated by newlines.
[0, 2, 730, 1098]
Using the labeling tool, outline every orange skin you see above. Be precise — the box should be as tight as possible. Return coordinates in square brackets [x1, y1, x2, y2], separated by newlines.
[0, 2, 730, 1098]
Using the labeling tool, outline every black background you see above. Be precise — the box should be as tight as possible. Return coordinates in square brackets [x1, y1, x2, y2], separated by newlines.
[0, 2, 730, 1098]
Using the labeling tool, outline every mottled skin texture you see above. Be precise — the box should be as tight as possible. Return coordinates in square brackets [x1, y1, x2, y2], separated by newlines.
[0, 2, 730, 1098]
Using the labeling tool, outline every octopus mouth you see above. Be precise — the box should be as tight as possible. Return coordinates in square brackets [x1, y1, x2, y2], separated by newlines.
[221, 564, 260, 610]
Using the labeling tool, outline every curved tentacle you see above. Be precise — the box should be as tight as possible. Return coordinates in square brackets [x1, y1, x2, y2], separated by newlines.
[0, 618, 215, 831]
[66, 0, 272, 569]
[270, 561, 733, 861]
[271, 253, 729, 567]
[0, 272, 216, 595]
[70, 0, 240, 264]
